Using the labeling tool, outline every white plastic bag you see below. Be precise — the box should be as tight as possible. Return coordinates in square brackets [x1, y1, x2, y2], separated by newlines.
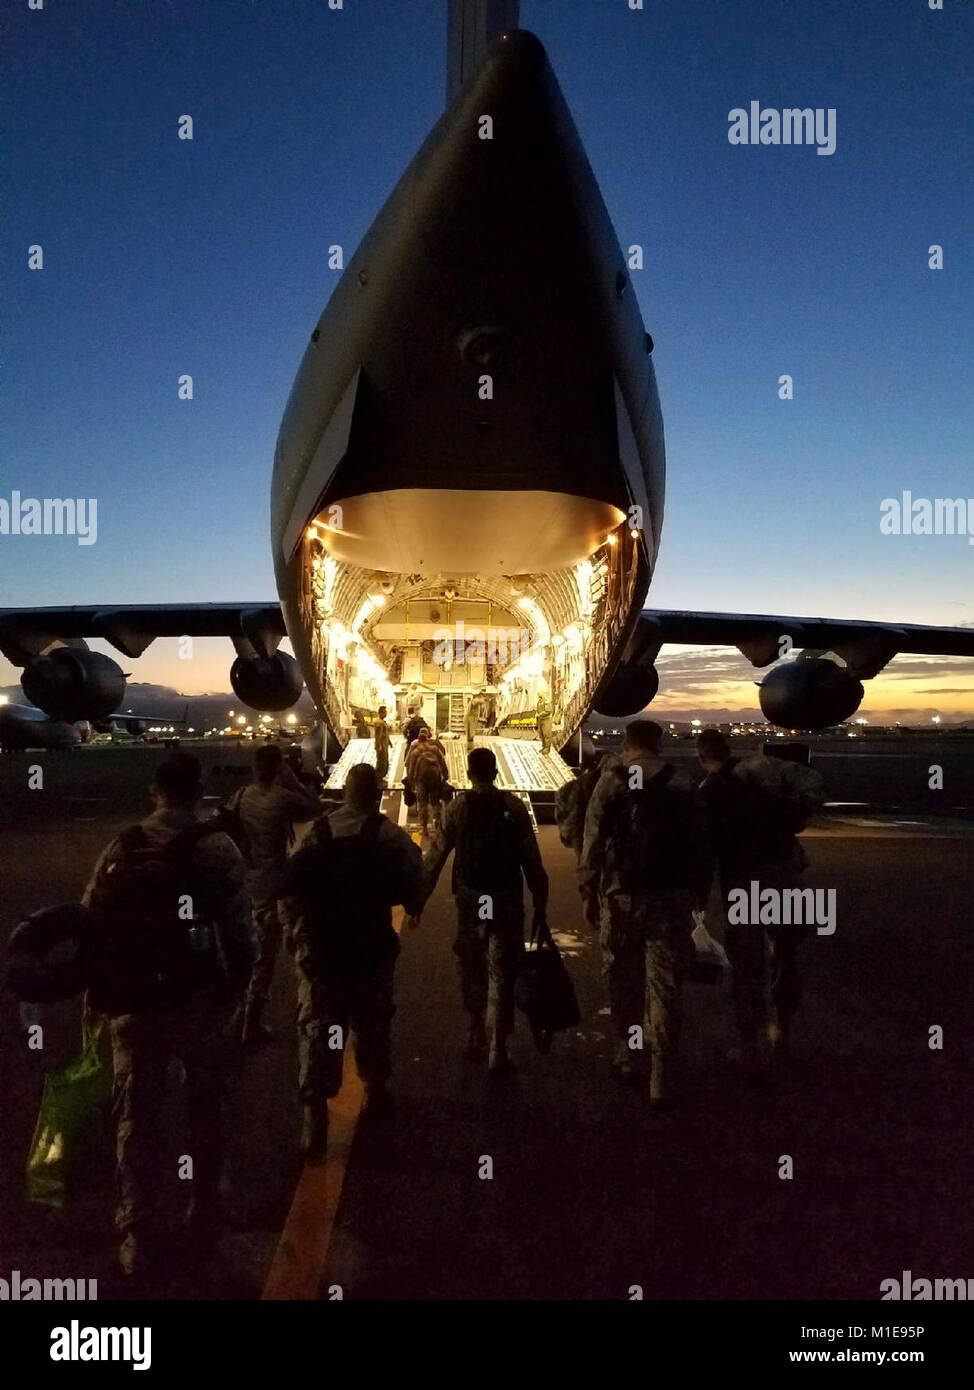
[690, 910, 729, 975]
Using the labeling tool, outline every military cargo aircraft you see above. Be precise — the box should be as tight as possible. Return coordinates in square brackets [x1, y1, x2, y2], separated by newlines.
[2, 2, 972, 789]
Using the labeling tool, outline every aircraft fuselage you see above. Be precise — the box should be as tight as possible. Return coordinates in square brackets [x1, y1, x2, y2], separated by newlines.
[271, 31, 664, 751]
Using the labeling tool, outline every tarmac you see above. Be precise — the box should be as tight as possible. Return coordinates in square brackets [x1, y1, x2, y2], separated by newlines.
[1, 740, 972, 1300]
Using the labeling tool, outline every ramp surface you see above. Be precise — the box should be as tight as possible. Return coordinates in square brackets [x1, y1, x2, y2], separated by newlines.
[326, 734, 573, 794]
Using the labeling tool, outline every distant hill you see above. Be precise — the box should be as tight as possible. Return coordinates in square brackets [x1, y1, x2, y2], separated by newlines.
[1, 682, 317, 728]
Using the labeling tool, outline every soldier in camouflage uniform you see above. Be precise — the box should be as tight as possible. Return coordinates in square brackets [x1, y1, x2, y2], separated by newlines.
[579, 720, 713, 1105]
[536, 693, 555, 756]
[231, 744, 320, 1044]
[555, 753, 604, 860]
[464, 691, 486, 752]
[405, 728, 450, 838]
[279, 764, 424, 1159]
[83, 754, 253, 1279]
[373, 705, 391, 785]
[697, 730, 822, 1070]
[420, 746, 548, 1073]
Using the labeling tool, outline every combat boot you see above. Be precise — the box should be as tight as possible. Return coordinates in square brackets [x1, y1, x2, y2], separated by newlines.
[464, 1018, 487, 1057]
[240, 999, 275, 1047]
[649, 1053, 672, 1108]
[118, 1230, 167, 1288]
[487, 1036, 513, 1075]
[301, 1106, 329, 1163]
[767, 1017, 806, 1073]
[613, 1040, 637, 1081]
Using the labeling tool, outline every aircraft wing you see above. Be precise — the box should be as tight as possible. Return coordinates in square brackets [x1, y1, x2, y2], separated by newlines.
[633, 610, 974, 675]
[111, 703, 191, 727]
[0, 603, 286, 663]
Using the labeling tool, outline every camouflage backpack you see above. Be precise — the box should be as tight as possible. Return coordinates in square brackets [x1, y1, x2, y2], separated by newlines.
[555, 764, 600, 852]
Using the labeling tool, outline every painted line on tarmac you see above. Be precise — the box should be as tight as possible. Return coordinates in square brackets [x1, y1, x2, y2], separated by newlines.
[261, 904, 405, 1301]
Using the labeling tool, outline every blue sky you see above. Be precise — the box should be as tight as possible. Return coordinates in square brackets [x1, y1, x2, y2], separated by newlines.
[2, 0, 972, 712]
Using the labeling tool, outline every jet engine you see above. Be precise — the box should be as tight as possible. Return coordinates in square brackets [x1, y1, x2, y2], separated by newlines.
[759, 658, 864, 730]
[230, 651, 303, 712]
[92, 717, 148, 736]
[593, 662, 659, 718]
[21, 650, 127, 722]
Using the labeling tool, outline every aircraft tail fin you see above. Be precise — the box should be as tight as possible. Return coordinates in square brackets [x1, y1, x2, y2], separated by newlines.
[446, 0, 520, 104]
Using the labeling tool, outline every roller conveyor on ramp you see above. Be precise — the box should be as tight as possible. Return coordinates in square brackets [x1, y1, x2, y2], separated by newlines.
[324, 735, 407, 791]
[324, 733, 573, 795]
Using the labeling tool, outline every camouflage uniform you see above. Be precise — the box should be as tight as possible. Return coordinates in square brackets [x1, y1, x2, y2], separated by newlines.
[405, 740, 449, 834]
[579, 756, 713, 1069]
[423, 789, 548, 1046]
[279, 803, 424, 1101]
[373, 717, 390, 784]
[83, 808, 251, 1251]
[232, 778, 319, 1028]
[701, 756, 820, 1045]
[536, 697, 555, 756]
[109, 1000, 232, 1247]
[725, 845, 811, 1044]
[464, 696, 482, 751]
[555, 761, 602, 860]
[594, 890, 693, 1057]
[404, 713, 426, 746]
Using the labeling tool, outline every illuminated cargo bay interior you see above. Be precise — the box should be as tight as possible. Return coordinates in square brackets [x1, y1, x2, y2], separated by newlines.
[297, 501, 644, 787]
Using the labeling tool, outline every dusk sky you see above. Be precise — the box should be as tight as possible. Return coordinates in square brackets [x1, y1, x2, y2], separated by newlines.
[3, 0, 972, 718]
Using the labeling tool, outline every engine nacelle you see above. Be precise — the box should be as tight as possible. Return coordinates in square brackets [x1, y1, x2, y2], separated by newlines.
[759, 658, 864, 730]
[230, 651, 303, 712]
[593, 662, 659, 719]
[21, 650, 127, 722]
[93, 716, 148, 736]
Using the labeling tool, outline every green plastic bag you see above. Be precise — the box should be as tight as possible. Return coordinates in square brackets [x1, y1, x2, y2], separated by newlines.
[26, 1015, 113, 1209]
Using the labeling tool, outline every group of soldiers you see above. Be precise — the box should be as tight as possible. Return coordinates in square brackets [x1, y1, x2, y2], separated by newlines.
[573, 720, 818, 1101]
[371, 690, 558, 819]
[79, 714, 816, 1280]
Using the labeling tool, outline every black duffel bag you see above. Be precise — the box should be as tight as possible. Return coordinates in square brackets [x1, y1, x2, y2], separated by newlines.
[515, 919, 580, 1052]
